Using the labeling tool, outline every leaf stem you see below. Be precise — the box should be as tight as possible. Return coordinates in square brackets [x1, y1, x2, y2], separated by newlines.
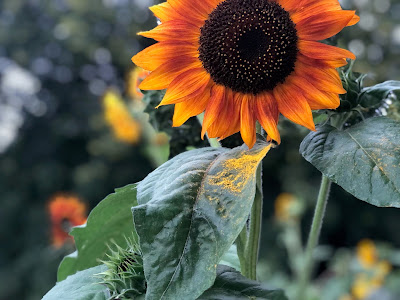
[196, 113, 221, 148]
[297, 175, 331, 300]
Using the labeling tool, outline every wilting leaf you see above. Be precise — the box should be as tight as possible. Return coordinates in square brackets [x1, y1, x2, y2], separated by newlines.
[133, 139, 272, 300]
[44, 265, 108, 300]
[198, 265, 288, 300]
[300, 117, 400, 207]
[58, 184, 138, 281]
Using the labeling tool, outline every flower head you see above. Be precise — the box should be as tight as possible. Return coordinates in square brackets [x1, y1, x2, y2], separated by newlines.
[48, 194, 87, 248]
[103, 89, 142, 144]
[132, 0, 359, 148]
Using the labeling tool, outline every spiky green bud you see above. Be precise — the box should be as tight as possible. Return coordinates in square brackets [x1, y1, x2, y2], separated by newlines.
[98, 238, 146, 299]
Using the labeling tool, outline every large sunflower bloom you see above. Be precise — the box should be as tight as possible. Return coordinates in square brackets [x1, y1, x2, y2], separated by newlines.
[132, 0, 359, 148]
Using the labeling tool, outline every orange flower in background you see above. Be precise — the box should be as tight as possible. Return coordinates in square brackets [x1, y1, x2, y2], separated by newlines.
[48, 195, 87, 248]
[126, 67, 150, 100]
[103, 89, 142, 144]
[132, 0, 359, 148]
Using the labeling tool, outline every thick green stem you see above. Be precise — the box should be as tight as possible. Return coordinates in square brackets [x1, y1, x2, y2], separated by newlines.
[247, 164, 263, 280]
[237, 122, 264, 280]
[196, 113, 221, 147]
[297, 175, 331, 300]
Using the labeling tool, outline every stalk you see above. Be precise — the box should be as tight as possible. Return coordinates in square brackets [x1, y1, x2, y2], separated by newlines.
[296, 175, 331, 300]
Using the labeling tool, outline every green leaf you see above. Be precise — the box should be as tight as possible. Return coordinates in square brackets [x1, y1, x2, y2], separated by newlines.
[133, 139, 272, 300]
[198, 265, 288, 300]
[300, 117, 400, 207]
[58, 184, 138, 281]
[43, 265, 108, 300]
[360, 80, 400, 108]
[219, 245, 241, 272]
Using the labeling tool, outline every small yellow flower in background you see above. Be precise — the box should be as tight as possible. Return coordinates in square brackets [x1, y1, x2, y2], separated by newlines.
[48, 194, 87, 248]
[126, 67, 150, 101]
[356, 239, 378, 268]
[351, 273, 380, 300]
[349, 239, 392, 299]
[274, 193, 300, 223]
[103, 89, 141, 144]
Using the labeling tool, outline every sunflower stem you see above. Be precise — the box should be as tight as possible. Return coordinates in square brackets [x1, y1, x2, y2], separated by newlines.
[237, 122, 264, 280]
[297, 175, 331, 300]
[196, 113, 221, 147]
[247, 163, 263, 280]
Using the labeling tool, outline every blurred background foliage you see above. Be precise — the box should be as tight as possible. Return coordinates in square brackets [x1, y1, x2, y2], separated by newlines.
[0, 0, 399, 299]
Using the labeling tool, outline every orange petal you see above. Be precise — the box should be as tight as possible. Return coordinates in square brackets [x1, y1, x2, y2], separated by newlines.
[240, 95, 257, 149]
[273, 82, 315, 131]
[132, 41, 198, 71]
[158, 68, 210, 106]
[168, 0, 214, 27]
[348, 14, 360, 26]
[207, 88, 239, 139]
[297, 53, 348, 69]
[149, 2, 182, 23]
[296, 10, 356, 40]
[255, 93, 281, 144]
[172, 84, 212, 126]
[295, 61, 346, 94]
[277, 0, 304, 12]
[288, 75, 340, 109]
[299, 40, 356, 60]
[138, 20, 200, 43]
[139, 56, 201, 90]
[291, 1, 359, 27]
[219, 89, 241, 139]
[201, 84, 225, 138]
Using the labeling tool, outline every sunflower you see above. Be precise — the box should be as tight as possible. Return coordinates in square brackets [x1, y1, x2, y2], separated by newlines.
[48, 194, 87, 247]
[132, 0, 359, 148]
[103, 89, 142, 144]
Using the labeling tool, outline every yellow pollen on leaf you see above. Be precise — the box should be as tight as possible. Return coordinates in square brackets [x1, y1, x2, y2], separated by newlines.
[207, 144, 272, 194]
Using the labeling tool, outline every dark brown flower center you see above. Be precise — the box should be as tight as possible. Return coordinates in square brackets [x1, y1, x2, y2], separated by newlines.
[199, 0, 298, 94]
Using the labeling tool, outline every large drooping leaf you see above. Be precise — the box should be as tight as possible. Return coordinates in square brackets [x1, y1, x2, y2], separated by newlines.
[359, 80, 400, 108]
[43, 265, 108, 300]
[300, 117, 400, 207]
[133, 139, 272, 300]
[198, 265, 288, 300]
[58, 184, 138, 281]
